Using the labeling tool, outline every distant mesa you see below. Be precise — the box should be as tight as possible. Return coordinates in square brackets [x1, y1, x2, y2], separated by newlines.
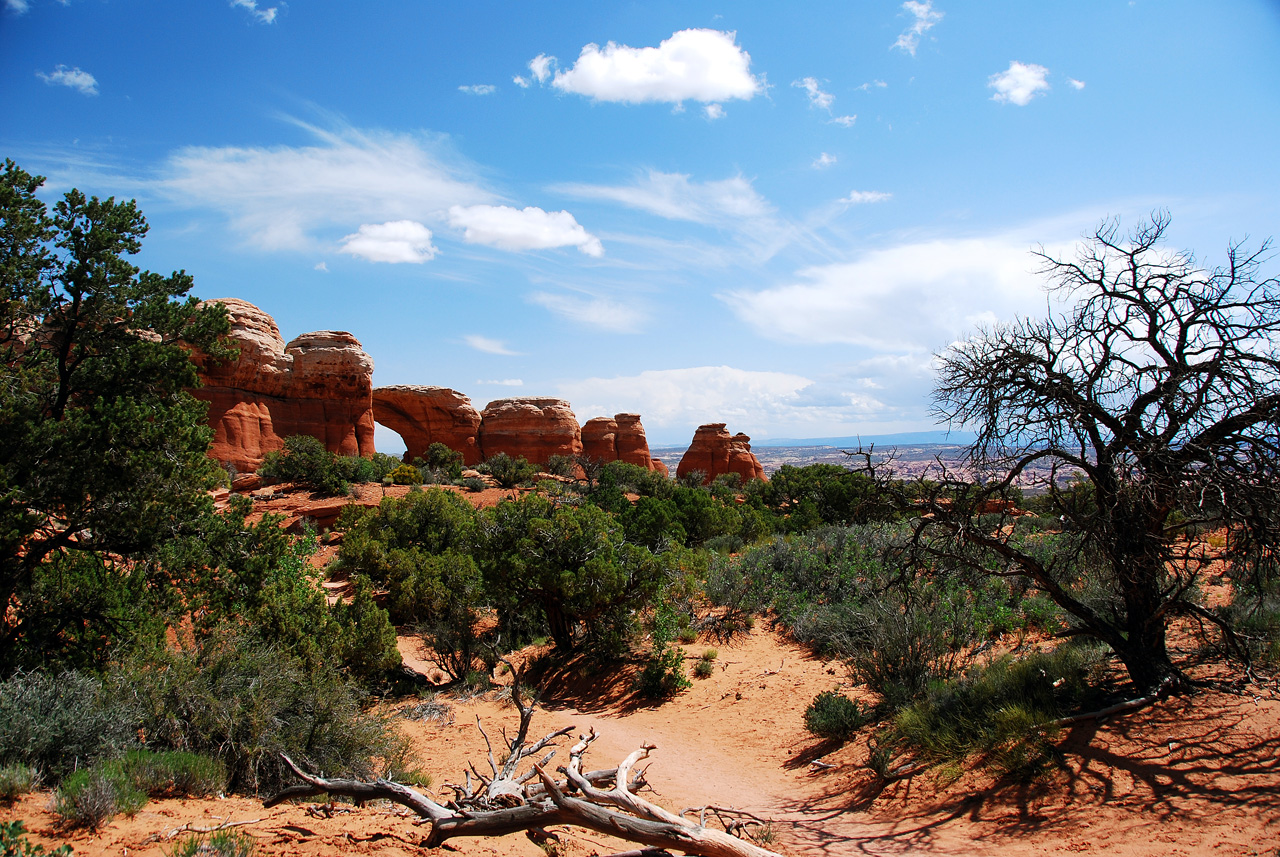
[477, 397, 582, 466]
[676, 423, 766, 485]
[191, 298, 375, 473]
[373, 385, 483, 465]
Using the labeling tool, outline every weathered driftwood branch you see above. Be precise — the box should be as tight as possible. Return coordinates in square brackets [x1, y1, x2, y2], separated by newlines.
[265, 662, 783, 857]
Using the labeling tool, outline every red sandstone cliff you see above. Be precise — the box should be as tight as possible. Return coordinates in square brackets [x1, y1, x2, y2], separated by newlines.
[372, 385, 482, 465]
[477, 397, 582, 466]
[581, 413, 664, 472]
[191, 299, 375, 473]
[675, 423, 766, 485]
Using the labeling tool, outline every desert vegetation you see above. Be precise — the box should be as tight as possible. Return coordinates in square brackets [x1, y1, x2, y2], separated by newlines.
[2, 162, 1278, 854]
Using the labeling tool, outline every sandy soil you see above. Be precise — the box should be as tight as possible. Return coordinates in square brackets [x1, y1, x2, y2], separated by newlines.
[7, 622, 1279, 857]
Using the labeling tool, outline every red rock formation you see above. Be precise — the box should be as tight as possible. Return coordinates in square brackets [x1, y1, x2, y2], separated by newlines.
[675, 423, 766, 485]
[478, 397, 582, 466]
[373, 385, 482, 465]
[191, 299, 375, 473]
[581, 412, 663, 472]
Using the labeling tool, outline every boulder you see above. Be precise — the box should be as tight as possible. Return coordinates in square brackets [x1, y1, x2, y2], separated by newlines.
[373, 385, 482, 465]
[675, 423, 766, 485]
[191, 299, 376, 473]
[478, 397, 582, 466]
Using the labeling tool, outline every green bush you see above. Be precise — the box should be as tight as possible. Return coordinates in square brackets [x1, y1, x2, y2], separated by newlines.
[424, 443, 465, 480]
[479, 453, 538, 488]
[167, 830, 256, 857]
[51, 767, 146, 829]
[258, 435, 348, 495]
[0, 821, 72, 857]
[462, 476, 486, 492]
[0, 670, 137, 782]
[0, 765, 35, 803]
[804, 691, 866, 741]
[693, 658, 715, 679]
[634, 645, 689, 699]
[388, 463, 422, 485]
[544, 455, 578, 478]
[113, 750, 225, 798]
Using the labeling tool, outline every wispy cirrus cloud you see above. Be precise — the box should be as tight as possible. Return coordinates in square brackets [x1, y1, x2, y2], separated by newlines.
[459, 84, 496, 95]
[528, 29, 763, 113]
[989, 61, 1050, 106]
[893, 1, 943, 55]
[529, 291, 645, 332]
[840, 190, 891, 204]
[555, 170, 772, 225]
[476, 378, 524, 387]
[231, 0, 278, 24]
[448, 204, 603, 256]
[464, 335, 520, 356]
[157, 121, 495, 251]
[794, 77, 834, 110]
[37, 65, 98, 95]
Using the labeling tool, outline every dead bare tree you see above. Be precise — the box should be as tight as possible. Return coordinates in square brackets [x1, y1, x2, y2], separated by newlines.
[265, 661, 782, 857]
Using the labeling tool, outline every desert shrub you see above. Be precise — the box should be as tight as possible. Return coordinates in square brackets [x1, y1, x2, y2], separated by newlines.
[597, 461, 672, 499]
[111, 750, 225, 798]
[0, 670, 137, 782]
[891, 644, 1107, 779]
[634, 604, 690, 700]
[462, 476, 486, 492]
[804, 691, 866, 741]
[335, 453, 399, 485]
[330, 576, 403, 684]
[0, 821, 72, 857]
[692, 658, 715, 679]
[621, 496, 687, 550]
[167, 830, 256, 857]
[424, 443, 465, 480]
[51, 767, 146, 829]
[115, 637, 406, 795]
[677, 627, 697, 644]
[388, 463, 422, 485]
[478, 453, 538, 488]
[544, 454, 578, 478]
[0, 765, 35, 803]
[258, 435, 348, 495]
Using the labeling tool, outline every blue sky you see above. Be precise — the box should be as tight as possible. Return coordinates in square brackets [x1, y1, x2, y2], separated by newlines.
[4, 1, 1279, 448]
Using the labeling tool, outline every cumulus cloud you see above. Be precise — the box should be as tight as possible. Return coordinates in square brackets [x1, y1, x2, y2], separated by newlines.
[476, 378, 523, 387]
[840, 190, 892, 204]
[158, 122, 494, 251]
[447, 204, 603, 256]
[545, 29, 763, 105]
[722, 233, 1062, 353]
[704, 103, 726, 120]
[894, 1, 943, 55]
[37, 65, 98, 96]
[813, 153, 837, 169]
[231, 0, 277, 24]
[1067, 78, 1086, 90]
[513, 75, 530, 88]
[556, 170, 771, 225]
[339, 221, 438, 263]
[464, 334, 519, 355]
[831, 114, 857, 127]
[458, 84, 496, 95]
[529, 292, 644, 332]
[794, 77, 834, 110]
[989, 61, 1050, 106]
[559, 366, 815, 435]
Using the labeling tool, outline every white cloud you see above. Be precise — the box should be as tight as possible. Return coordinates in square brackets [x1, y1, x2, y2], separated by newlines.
[6, 0, 30, 13]
[723, 234, 1061, 353]
[555, 170, 771, 224]
[547, 29, 763, 105]
[894, 1, 943, 55]
[560, 366, 815, 435]
[477, 378, 524, 387]
[1067, 78, 1086, 90]
[856, 80, 888, 91]
[989, 61, 1050, 106]
[831, 115, 857, 127]
[314, 261, 328, 272]
[529, 54, 556, 83]
[459, 84, 496, 95]
[704, 103, 726, 120]
[529, 292, 644, 332]
[448, 204, 603, 256]
[37, 65, 98, 96]
[339, 220, 438, 264]
[841, 190, 892, 204]
[231, 0, 277, 24]
[158, 122, 495, 251]
[794, 77, 834, 111]
[513, 75, 530, 88]
[464, 334, 519, 356]
[813, 152, 837, 169]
